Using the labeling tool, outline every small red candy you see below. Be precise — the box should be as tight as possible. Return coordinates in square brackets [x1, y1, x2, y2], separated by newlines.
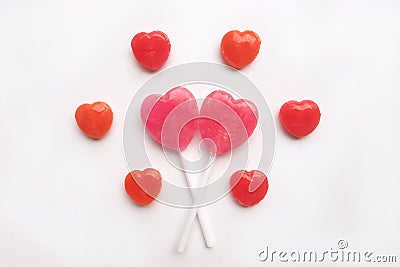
[279, 100, 321, 138]
[230, 170, 269, 207]
[131, 31, 171, 71]
[220, 30, 261, 69]
[75, 101, 113, 139]
[124, 168, 162, 206]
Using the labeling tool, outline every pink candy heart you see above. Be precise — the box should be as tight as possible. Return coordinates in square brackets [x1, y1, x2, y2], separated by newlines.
[140, 87, 199, 151]
[199, 90, 259, 156]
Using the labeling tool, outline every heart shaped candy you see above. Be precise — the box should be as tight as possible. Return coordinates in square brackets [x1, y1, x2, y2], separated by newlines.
[75, 101, 113, 139]
[131, 31, 171, 71]
[124, 168, 162, 206]
[230, 170, 269, 207]
[140, 87, 199, 151]
[199, 90, 258, 155]
[279, 100, 321, 138]
[220, 30, 261, 69]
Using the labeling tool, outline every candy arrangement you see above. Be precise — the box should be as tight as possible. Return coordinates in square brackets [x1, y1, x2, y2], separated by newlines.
[74, 29, 321, 252]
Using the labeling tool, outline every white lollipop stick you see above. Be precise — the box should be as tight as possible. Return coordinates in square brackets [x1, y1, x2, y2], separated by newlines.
[178, 159, 213, 253]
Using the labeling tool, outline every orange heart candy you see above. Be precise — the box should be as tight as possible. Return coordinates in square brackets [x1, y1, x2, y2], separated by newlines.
[75, 101, 113, 139]
[124, 168, 162, 206]
[220, 30, 261, 69]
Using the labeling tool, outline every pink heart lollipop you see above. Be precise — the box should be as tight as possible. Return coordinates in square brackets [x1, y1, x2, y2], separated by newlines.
[199, 90, 261, 193]
[178, 90, 259, 252]
[199, 90, 259, 155]
[140, 86, 214, 250]
[140, 87, 198, 151]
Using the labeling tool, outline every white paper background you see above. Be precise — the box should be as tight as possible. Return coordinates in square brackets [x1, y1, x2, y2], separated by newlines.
[0, 0, 399, 266]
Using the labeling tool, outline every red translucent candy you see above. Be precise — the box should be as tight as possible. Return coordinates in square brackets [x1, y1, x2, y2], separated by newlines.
[75, 101, 113, 139]
[230, 170, 269, 207]
[220, 30, 261, 69]
[124, 168, 162, 206]
[131, 31, 171, 71]
[279, 100, 321, 138]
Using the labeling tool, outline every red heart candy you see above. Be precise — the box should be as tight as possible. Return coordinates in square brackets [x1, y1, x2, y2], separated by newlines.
[131, 31, 171, 71]
[124, 168, 162, 206]
[75, 101, 113, 139]
[140, 87, 199, 151]
[230, 170, 269, 207]
[199, 90, 258, 155]
[279, 100, 321, 138]
[220, 30, 261, 69]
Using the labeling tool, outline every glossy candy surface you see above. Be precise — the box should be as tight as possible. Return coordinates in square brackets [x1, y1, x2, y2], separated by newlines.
[124, 168, 162, 206]
[230, 170, 269, 207]
[140, 87, 199, 151]
[131, 31, 171, 71]
[75, 101, 113, 139]
[199, 90, 258, 155]
[279, 100, 321, 138]
[220, 30, 261, 69]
